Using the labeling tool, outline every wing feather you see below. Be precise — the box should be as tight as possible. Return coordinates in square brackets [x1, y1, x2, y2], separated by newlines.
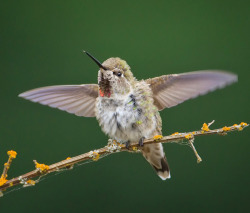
[19, 84, 99, 117]
[146, 70, 237, 110]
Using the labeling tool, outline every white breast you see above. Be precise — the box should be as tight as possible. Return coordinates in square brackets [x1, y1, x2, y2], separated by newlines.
[96, 93, 157, 143]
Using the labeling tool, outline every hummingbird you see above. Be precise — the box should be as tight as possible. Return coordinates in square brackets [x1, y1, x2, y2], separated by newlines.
[19, 51, 237, 180]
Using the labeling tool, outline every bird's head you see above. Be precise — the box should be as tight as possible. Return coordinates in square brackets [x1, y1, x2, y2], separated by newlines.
[84, 51, 135, 98]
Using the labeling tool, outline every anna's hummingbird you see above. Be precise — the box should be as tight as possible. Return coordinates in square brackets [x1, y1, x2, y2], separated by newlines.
[19, 51, 237, 180]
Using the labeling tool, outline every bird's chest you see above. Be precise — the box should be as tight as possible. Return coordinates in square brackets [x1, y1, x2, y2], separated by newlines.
[96, 94, 151, 142]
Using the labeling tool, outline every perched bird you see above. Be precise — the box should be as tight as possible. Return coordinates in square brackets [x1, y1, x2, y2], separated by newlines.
[19, 51, 237, 180]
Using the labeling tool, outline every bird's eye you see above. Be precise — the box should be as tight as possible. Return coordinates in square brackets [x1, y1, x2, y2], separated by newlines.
[113, 71, 123, 77]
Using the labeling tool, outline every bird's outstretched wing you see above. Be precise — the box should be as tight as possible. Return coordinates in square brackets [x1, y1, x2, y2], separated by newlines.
[146, 71, 237, 111]
[19, 84, 99, 117]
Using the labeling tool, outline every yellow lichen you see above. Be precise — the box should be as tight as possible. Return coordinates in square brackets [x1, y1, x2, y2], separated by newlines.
[240, 122, 248, 126]
[113, 141, 120, 146]
[0, 177, 7, 187]
[232, 122, 247, 131]
[185, 134, 193, 139]
[222, 126, 231, 132]
[132, 146, 138, 151]
[119, 143, 125, 148]
[92, 152, 100, 161]
[7, 150, 17, 159]
[192, 131, 196, 134]
[202, 123, 210, 132]
[171, 132, 179, 136]
[26, 180, 36, 186]
[238, 127, 243, 131]
[35, 162, 50, 173]
[153, 135, 163, 140]
[116, 142, 124, 148]
[65, 157, 71, 160]
[0, 150, 18, 187]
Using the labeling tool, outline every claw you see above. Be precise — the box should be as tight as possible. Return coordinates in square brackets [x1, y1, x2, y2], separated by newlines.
[125, 141, 130, 149]
[139, 137, 145, 147]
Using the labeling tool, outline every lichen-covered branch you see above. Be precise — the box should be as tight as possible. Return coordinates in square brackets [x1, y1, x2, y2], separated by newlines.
[0, 122, 248, 196]
[0, 151, 17, 188]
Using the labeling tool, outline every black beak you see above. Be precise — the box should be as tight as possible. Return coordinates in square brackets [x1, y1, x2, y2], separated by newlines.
[83, 51, 107, 70]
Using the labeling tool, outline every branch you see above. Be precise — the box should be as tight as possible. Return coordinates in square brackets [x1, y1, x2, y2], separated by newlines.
[0, 121, 248, 196]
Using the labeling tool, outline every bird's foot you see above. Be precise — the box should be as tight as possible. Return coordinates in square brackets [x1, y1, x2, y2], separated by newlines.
[125, 141, 130, 149]
[139, 137, 145, 147]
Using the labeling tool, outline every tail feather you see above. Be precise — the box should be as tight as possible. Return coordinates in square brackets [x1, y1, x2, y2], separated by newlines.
[142, 143, 170, 180]
[152, 157, 170, 180]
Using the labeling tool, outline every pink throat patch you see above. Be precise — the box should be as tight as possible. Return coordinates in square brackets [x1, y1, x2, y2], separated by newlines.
[99, 89, 111, 98]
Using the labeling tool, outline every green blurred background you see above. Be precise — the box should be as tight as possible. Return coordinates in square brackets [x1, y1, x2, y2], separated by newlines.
[1, 0, 249, 212]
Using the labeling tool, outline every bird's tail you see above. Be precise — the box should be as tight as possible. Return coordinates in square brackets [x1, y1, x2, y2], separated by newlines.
[142, 143, 170, 180]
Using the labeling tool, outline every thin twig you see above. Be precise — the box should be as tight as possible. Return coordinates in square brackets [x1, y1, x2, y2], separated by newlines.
[0, 122, 248, 194]
[0, 151, 17, 189]
[188, 137, 202, 163]
[1, 155, 13, 179]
